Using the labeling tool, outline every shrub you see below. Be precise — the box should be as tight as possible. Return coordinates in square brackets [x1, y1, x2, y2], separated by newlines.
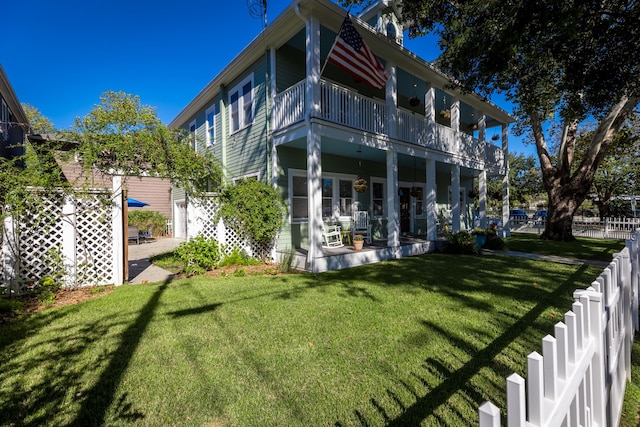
[442, 230, 476, 255]
[219, 247, 259, 267]
[128, 210, 167, 236]
[174, 236, 222, 275]
[216, 179, 287, 248]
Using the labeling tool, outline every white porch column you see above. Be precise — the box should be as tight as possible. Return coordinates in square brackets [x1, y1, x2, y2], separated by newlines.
[306, 14, 323, 265]
[386, 63, 397, 139]
[425, 84, 436, 145]
[451, 97, 460, 153]
[425, 158, 437, 240]
[270, 47, 278, 188]
[112, 175, 124, 286]
[501, 124, 510, 237]
[478, 114, 487, 229]
[479, 170, 487, 229]
[451, 164, 461, 232]
[386, 150, 400, 247]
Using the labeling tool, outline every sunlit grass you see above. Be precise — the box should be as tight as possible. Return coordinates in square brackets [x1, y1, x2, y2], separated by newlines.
[0, 252, 605, 426]
[505, 232, 625, 261]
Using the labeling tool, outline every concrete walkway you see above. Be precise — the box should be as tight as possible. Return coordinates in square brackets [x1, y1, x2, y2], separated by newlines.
[128, 238, 182, 284]
[482, 249, 610, 268]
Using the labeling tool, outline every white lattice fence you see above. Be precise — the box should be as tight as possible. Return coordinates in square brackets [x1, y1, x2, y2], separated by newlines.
[2, 190, 117, 294]
[189, 197, 273, 260]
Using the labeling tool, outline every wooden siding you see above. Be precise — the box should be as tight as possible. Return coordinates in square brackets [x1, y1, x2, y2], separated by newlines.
[59, 160, 172, 219]
[276, 43, 305, 92]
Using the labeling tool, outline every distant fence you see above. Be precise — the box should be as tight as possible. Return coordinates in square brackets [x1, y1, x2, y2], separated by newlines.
[510, 216, 640, 240]
[479, 231, 640, 426]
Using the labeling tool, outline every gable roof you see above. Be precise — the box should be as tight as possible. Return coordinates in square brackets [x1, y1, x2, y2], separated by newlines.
[170, 0, 514, 128]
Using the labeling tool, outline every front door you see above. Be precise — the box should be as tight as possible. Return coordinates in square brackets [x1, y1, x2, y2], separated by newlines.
[399, 187, 411, 234]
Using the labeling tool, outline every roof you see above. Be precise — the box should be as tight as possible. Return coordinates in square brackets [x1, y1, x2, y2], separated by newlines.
[0, 64, 29, 130]
[169, 0, 514, 128]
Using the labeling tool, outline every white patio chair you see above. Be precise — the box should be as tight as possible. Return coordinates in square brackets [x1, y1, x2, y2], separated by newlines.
[322, 224, 344, 248]
[352, 211, 371, 244]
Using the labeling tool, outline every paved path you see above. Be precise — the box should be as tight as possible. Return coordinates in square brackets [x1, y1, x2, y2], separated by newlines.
[482, 249, 610, 268]
[128, 238, 182, 284]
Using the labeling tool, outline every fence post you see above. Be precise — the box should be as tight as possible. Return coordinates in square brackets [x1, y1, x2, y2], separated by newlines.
[585, 290, 607, 427]
[478, 402, 500, 427]
[112, 176, 124, 286]
[2, 215, 17, 292]
[621, 248, 633, 382]
[627, 236, 640, 332]
[61, 195, 76, 287]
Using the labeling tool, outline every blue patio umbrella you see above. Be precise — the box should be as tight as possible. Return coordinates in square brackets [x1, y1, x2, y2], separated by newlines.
[127, 198, 149, 208]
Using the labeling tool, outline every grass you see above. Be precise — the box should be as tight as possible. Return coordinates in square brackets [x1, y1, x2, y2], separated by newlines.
[504, 232, 625, 261]
[0, 248, 610, 426]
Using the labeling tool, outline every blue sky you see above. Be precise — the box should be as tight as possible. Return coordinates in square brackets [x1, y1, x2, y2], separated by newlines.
[4, 0, 531, 155]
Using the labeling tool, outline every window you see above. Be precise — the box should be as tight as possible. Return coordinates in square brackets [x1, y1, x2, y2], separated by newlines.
[339, 179, 353, 217]
[228, 74, 254, 134]
[205, 104, 216, 147]
[292, 175, 308, 220]
[290, 171, 357, 222]
[413, 186, 424, 216]
[371, 179, 385, 217]
[0, 100, 8, 141]
[322, 178, 333, 217]
[189, 120, 197, 152]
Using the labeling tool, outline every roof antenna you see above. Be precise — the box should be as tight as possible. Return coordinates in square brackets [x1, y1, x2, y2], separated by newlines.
[247, 0, 267, 30]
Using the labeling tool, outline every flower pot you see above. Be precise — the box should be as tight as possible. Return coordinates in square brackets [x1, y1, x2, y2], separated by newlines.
[354, 240, 364, 251]
[474, 235, 487, 248]
[354, 185, 367, 193]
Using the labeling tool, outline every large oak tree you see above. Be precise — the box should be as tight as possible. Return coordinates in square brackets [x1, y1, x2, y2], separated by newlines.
[343, 0, 640, 240]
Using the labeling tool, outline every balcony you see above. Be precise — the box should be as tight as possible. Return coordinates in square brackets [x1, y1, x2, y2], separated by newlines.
[273, 79, 505, 171]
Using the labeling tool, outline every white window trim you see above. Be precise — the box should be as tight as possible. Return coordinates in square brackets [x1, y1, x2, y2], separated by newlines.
[370, 176, 386, 219]
[228, 73, 255, 135]
[288, 169, 358, 224]
[205, 104, 216, 147]
[232, 172, 260, 183]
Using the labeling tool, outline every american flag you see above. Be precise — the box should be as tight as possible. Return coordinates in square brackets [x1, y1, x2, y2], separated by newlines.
[327, 14, 389, 89]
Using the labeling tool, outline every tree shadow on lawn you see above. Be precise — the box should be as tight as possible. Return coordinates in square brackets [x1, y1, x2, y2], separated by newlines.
[334, 262, 592, 426]
[0, 277, 173, 426]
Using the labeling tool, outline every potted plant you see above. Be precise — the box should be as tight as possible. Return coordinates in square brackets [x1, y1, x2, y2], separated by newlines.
[409, 96, 420, 107]
[410, 186, 420, 197]
[439, 109, 451, 120]
[353, 234, 364, 251]
[354, 178, 368, 193]
[471, 228, 488, 248]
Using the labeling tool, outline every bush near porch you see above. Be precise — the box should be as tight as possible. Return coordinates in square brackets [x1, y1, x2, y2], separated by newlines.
[1, 237, 626, 426]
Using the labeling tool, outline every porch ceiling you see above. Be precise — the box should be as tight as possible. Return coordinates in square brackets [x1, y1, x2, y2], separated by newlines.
[283, 136, 480, 177]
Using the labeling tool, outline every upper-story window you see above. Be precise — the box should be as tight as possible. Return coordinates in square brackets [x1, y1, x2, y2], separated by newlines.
[228, 74, 254, 134]
[189, 120, 197, 152]
[1, 99, 8, 141]
[205, 104, 216, 147]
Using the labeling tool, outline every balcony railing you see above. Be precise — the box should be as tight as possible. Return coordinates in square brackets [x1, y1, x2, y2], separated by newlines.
[273, 79, 504, 169]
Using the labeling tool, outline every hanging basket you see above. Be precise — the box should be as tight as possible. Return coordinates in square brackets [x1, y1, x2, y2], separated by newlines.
[439, 110, 451, 120]
[410, 186, 420, 197]
[409, 96, 420, 107]
[354, 178, 368, 193]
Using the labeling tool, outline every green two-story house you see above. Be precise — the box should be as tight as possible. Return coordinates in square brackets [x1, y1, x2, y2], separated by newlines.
[169, 0, 514, 272]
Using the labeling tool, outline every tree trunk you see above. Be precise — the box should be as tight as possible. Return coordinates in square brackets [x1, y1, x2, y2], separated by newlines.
[542, 183, 583, 241]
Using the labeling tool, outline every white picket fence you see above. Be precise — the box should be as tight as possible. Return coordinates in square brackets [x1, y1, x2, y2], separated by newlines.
[479, 231, 640, 426]
[513, 217, 640, 240]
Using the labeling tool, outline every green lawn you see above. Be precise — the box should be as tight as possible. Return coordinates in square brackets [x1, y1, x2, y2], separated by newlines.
[505, 232, 625, 261]
[0, 250, 610, 426]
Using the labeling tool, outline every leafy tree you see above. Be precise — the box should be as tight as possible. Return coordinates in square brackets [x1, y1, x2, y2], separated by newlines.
[216, 178, 287, 248]
[486, 153, 543, 211]
[22, 103, 55, 134]
[342, 0, 640, 240]
[68, 90, 222, 197]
